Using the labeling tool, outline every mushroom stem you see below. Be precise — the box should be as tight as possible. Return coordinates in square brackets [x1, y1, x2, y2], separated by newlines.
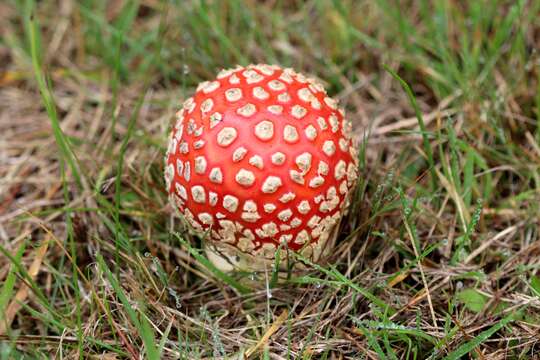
[203, 219, 341, 273]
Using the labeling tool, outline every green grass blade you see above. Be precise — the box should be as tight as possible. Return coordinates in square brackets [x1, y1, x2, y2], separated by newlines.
[96, 254, 160, 359]
[27, 7, 82, 188]
[355, 324, 388, 358]
[443, 311, 519, 360]
[0, 241, 27, 329]
[0, 244, 65, 328]
[294, 253, 396, 315]
[383, 65, 437, 193]
[175, 235, 250, 295]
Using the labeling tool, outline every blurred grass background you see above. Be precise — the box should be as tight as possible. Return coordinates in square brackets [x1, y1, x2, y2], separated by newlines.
[1, 0, 539, 358]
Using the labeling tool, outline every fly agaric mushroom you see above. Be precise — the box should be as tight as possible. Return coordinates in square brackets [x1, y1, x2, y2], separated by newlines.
[165, 64, 358, 271]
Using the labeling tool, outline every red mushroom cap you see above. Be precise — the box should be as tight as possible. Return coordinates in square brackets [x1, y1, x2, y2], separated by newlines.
[165, 64, 358, 268]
